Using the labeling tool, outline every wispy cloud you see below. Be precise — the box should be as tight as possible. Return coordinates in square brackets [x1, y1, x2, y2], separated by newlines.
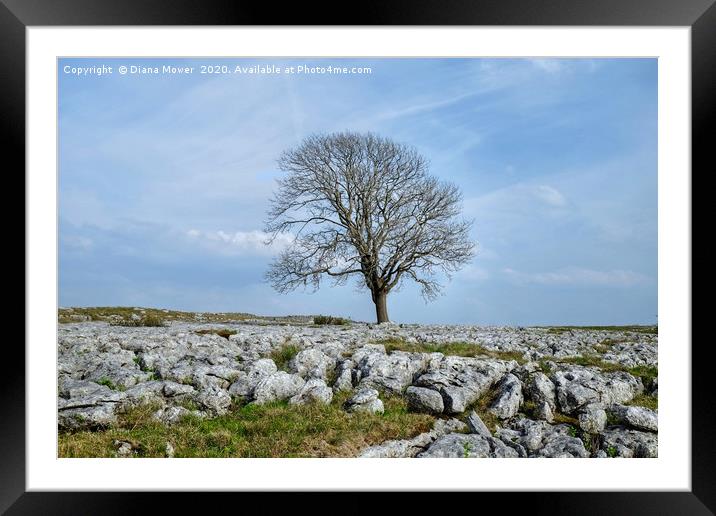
[456, 264, 490, 282]
[502, 266, 651, 287]
[186, 229, 293, 256]
[529, 59, 564, 74]
[534, 185, 567, 207]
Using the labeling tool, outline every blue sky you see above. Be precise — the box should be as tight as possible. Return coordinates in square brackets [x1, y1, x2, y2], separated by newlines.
[58, 58, 657, 325]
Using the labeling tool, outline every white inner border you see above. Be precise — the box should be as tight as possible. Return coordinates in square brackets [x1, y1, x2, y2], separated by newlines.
[27, 27, 691, 491]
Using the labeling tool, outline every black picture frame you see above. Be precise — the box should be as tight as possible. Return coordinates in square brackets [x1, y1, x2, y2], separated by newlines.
[6, 0, 712, 513]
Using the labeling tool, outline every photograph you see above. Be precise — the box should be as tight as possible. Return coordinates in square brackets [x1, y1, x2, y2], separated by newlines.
[57, 56, 658, 459]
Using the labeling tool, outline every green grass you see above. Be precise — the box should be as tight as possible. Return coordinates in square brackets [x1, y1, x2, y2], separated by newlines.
[377, 338, 527, 364]
[521, 400, 578, 427]
[625, 393, 658, 410]
[465, 388, 501, 434]
[111, 314, 167, 327]
[552, 412, 579, 426]
[547, 354, 658, 385]
[195, 328, 237, 340]
[97, 377, 117, 390]
[269, 342, 301, 371]
[593, 338, 623, 354]
[57, 393, 435, 458]
[313, 315, 350, 326]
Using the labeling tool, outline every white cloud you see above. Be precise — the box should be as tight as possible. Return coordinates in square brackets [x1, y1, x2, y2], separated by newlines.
[465, 182, 568, 217]
[529, 59, 564, 74]
[456, 264, 490, 281]
[534, 185, 567, 207]
[186, 229, 293, 256]
[63, 235, 93, 251]
[502, 266, 650, 287]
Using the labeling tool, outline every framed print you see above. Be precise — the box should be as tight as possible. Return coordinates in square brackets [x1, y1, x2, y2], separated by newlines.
[7, 0, 713, 513]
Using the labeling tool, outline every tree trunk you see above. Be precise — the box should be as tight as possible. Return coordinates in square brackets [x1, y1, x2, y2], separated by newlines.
[374, 291, 389, 323]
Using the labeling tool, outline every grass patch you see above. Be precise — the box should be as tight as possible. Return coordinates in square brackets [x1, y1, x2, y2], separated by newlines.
[548, 355, 658, 385]
[593, 338, 623, 354]
[520, 400, 578, 430]
[625, 394, 658, 410]
[466, 389, 501, 434]
[377, 338, 527, 364]
[97, 377, 117, 391]
[111, 314, 167, 327]
[552, 411, 579, 426]
[538, 359, 555, 375]
[195, 328, 237, 340]
[627, 365, 658, 385]
[269, 342, 301, 371]
[58, 393, 434, 458]
[313, 315, 350, 326]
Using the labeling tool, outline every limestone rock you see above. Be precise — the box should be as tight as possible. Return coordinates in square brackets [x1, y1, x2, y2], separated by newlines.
[253, 372, 305, 404]
[488, 373, 523, 419]
[578, 404, 607, 434]
[289, 378, 333, 405]
[466, 410, 492, 437]
[344, 388, 384, 414]
[417, 433, 519, 458]
[405, 386, 444, 414]
[607, 404, 658, 432]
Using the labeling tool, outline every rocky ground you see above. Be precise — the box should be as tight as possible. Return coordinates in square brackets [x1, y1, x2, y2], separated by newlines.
[58, 312, 658, 458]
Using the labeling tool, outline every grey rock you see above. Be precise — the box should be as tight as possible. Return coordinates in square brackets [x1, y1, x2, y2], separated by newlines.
[356, 351, 429, 394]
[114, 440, 134, 458]
[536, 434, 590, 458]
[195, 387, 232, 415]
[578, 404, 607, 434]
[155, 406, 192, 425]
[359, 418, 466, 458]
[607, 404, 658, 432]
[289, 348, 336, 379]
[489, 373, 523, 419]
[332, 367, 354, 392]
[227, 359, 277, 401]
[417, 433, 519, 458]
[497, 418, 588, 458]
[600, 426, 658, 457]
[289, 378, 333, 405]
[58, 377, 106, 399]
[533, 401, 555, 423]
[405, 386, 444, 414]
[59, 402, 119, 431]
[466, 410, 492, 437]
[253, 372, 306, 404]
[415, 355, 515, 414]
[553, 366, 644, 414]
[165, 442, 175, 458]
[527, 372, 556, 412]
[344, 388, 384, 414]
[57, 383, 125, 430]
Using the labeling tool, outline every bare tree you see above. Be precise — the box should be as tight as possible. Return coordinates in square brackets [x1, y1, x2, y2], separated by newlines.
[265, 132, 475, 323]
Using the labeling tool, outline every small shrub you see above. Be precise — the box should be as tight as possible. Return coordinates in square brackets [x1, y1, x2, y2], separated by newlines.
[313, 315, 350, 326]
[195, 328, 237, 339]
[607, 445, 618, 458]
[270, 343, 301, 371]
